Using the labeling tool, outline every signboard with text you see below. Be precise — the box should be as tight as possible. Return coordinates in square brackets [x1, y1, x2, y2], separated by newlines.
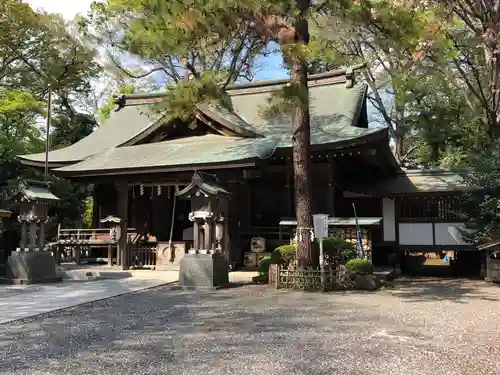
[313, 214, 329, 239]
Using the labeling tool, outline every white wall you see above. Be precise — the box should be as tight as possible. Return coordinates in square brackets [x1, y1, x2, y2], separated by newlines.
[399, 223, 434, 245]
[382, 199, 396, 242]
[434, 223, 469, 246]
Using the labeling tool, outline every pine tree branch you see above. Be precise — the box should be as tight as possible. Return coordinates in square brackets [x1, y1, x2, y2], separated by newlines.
[106, 51, 169, 79]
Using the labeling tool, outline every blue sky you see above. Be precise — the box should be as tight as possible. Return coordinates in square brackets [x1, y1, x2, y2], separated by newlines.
[26, 0, 385, 128]
[254, 53, 289, 81]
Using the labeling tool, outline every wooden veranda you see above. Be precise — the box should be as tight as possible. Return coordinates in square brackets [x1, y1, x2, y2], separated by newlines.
[54, 226, 158, 268]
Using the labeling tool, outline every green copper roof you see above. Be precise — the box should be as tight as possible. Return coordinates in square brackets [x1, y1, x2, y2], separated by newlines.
[228, 82, 368, 136]
[19, 68, 392, 176]
[279, 217, 382, 227]
[346, 169, 476, 196]
[176, 171, 231, 198]
[55, 134, 278, 175]
[18, 105, 162, 166]
[20, 180, 60, 202]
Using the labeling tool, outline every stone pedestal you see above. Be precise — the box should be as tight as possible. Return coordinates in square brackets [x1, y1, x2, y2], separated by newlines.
[1, 251, 62, 285]
[179, 252, 229, 289]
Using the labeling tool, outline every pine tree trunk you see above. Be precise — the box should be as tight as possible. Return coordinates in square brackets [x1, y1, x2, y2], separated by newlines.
[291, 0, 313, 267]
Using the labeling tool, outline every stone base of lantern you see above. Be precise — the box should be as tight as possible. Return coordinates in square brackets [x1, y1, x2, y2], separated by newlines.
[0, 251, 62, 285]
[179, 252, 229, 289]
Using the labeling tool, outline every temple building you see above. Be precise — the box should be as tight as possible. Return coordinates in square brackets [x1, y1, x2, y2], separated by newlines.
[18, 67, 480, 275]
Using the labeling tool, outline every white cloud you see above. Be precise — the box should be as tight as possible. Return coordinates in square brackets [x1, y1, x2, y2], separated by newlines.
[24, 0, 94, 20]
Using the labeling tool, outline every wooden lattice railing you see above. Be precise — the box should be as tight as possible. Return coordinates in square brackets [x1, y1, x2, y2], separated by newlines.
[57, 227, 141, 244]
[129, 243, 157, 268]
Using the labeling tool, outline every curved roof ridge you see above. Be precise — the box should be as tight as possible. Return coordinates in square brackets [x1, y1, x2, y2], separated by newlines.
[114, 63, 366, 107]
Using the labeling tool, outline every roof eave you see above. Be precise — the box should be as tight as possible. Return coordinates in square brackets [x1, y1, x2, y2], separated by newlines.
[273, 127, 390, 154]
[52, 160, 257, 179]
[16, 156, 77, 169]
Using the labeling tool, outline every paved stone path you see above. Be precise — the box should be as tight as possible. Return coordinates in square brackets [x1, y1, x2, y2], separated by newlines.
[0, 278, 174, 324]
[1, 278, 500, 375]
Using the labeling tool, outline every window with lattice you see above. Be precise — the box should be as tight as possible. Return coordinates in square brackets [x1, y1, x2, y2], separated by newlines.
[398, 197, 461, 222]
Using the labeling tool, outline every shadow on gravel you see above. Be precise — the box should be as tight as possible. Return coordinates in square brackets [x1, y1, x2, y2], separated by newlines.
[0, 285, 355, 374]
[390, 278, 500, 303]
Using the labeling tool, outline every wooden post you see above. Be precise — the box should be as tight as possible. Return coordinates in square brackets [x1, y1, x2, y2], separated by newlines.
[56, 244, 63, 265]
[327, 162, 335, 215]
[117, 243, 121, 266]
[108, 244, 113, 266]
[75, 245, 81, 265]
[286, 161, 293, 216]
[116, 180, 129, 270]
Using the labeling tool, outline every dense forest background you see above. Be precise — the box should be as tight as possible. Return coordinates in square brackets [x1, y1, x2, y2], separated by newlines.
[2, 0, 500, 243]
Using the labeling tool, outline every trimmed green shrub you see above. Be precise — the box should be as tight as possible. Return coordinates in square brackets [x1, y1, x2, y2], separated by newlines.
[346, 258, 374, 276]
[321, 236, 357, 265]
[258, 255, 285, 275]
[258, 256, 272, 275]
[273, 244, 297, 264]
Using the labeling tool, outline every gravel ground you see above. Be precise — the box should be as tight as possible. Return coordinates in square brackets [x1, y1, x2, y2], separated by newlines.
[1, 278, 500, 375]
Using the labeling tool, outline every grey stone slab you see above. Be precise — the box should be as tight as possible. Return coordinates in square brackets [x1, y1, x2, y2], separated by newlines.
[0, 278, 175, 324]
[179, 253, 229, 288]
[5, 251, 60, 284]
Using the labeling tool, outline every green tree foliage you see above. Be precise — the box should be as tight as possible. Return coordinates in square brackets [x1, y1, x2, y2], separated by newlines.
[0, 0, 100, 236]
[99, 84, 136, 123]
[0, 89, 44, 202]
[458, 140, 500, 244]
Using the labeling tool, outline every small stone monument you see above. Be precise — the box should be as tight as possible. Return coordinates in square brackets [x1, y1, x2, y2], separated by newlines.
[176, 172, 231, 289]
[2, 180, 61, 284]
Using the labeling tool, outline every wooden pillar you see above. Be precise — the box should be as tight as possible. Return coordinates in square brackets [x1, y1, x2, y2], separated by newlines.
[74, 245, 81, 265]
[56, 244, 63, 265]
[224, 219, 230, 265]
[327, 162, 335, 215]
[116, 244, 121, 266]
[108, 244, 113, 266]
[286, 162, 293, 216]
[116, 180, 129, 270]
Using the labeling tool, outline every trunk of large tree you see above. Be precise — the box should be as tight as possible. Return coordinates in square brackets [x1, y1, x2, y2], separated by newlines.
[291, 0, 313, 266]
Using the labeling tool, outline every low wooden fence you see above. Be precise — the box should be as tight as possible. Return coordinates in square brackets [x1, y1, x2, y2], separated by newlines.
[130, 243, 157, 268]
[57, 227, 139, 245]
[269, 264, 348, 291]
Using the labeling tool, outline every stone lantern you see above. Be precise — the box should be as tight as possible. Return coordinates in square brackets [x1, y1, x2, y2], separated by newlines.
[2, 180, 61, 284]
[176, 171, 231, 288]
